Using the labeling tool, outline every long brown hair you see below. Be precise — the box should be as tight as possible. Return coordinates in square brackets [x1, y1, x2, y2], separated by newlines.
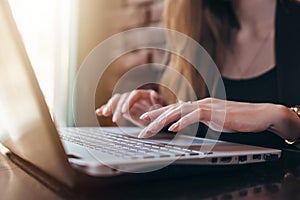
[160, 0, 300, 104]
[159, 0, 238, 104]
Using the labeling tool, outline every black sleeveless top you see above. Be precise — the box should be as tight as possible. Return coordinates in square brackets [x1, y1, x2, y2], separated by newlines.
[218, 67, 287, 149]
[222, 67, 278, 104]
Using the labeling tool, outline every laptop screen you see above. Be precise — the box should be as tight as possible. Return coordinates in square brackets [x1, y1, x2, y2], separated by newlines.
[0, 0, 74, 186]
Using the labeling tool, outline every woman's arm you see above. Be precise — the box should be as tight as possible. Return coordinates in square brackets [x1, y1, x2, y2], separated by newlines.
[138, 98, 300, 140]
[268, 105, 300, 142]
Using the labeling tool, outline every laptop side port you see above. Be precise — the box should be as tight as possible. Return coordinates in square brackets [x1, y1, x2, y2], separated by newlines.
[238, 155, 247, 162]
[211, 158, 218, 163]
[239, 190, 248, 197]
[264, 154, 279, 161]
[220, 157, 232, 163]
[221, 194, 233, 200]
[253, 187, 262, 194]
[252, 154, 262, 160]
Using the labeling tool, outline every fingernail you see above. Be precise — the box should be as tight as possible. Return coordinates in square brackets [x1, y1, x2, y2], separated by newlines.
[138, 129, 150, 138]
[103, 107, 108, 115]
[140, 113, 150, 121]
[95, 108, 101, 115]
[168, 123, 179, 132]
[138, 132, 146, 138]
[112, 114, 117, 123]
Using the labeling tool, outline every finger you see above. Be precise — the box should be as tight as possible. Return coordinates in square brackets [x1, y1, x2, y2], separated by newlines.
[121, 90, 143, 113]
[121, 90, 159, 113]
[95, 105, 106, 116]
[168, 108, 233, 133]
[140, 103, 178, 121]
[138, 105, 183, 138]
[168, 109, 210, 132]
[130, 102, 149, 113]
[102, 94, 121, 117]
[123, 103, 149, 127]
[139, 99, 152, 109]
[123, 113, 148, 128]
[112, 93, 129, 122]
[149, 90, 163, 105]
[149, 103, 198, 131]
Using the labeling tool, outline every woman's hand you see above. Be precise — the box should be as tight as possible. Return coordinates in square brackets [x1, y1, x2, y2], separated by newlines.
[95, 89, 164, 127]
[138, 98, 300, 140]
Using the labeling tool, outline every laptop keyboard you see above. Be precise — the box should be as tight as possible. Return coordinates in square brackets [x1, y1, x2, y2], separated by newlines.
[59, 128, 204, 160]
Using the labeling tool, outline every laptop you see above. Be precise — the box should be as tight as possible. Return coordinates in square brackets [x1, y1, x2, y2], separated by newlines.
[0, 0, 281, 188]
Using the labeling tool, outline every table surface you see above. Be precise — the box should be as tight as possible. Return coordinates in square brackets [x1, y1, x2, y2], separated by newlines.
[0, 153, 63, 200]
[1, 147, 300, 200]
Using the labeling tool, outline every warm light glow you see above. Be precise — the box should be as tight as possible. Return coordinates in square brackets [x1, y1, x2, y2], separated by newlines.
[8, 0, 71, 115]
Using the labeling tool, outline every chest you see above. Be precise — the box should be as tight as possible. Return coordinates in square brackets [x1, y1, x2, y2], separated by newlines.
[222, 31, 275, 80]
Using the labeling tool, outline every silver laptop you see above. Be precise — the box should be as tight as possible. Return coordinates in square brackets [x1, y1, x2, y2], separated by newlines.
[0, 0, 281, 188]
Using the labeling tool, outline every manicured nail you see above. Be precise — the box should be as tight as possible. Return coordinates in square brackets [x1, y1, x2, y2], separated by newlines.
[140, 113, 150, 121]
[168, 123, 179, 132]
[138, 129, 151, 138]
[95, 108, 101, 115]
[103, 107, 108, 115]
[138, 132, 147, 138]
[112, 114, 117, 123]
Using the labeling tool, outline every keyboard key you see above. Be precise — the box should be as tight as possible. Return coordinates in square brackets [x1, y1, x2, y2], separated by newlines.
[59, 128, 204, 160]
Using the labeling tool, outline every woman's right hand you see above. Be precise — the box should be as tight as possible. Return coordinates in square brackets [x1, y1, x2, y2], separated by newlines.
[95, 89, 164, 127]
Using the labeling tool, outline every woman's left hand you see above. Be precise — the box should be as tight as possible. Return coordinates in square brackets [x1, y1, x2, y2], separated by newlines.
[138, 98, 298, 139]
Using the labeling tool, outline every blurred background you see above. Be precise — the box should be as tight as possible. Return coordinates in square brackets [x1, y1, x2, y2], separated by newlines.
[7, 0, 166, 127]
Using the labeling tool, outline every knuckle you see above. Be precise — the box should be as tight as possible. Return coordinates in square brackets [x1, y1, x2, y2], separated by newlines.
[175, 104, 185, 112]
[131, 90, 138, 95]
[198, 108, 208, 120]
[107, 98, 113, 105]
[149, 89, 157, 95]
[113, 93, 120, 97]
[130, 90, 139, 97]
[205, 97, 214, 103]
[111, 93, 121, 100]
